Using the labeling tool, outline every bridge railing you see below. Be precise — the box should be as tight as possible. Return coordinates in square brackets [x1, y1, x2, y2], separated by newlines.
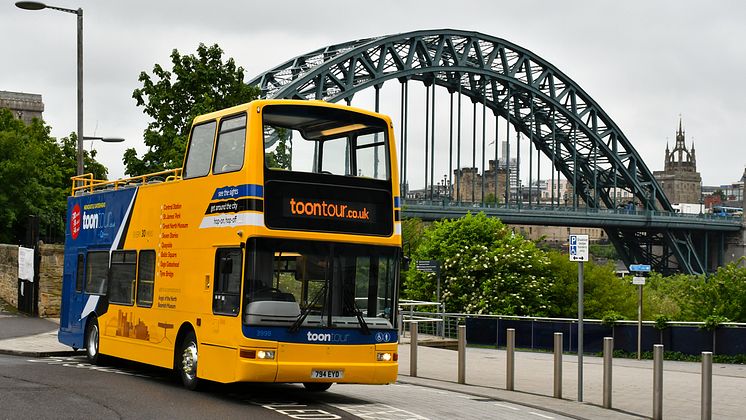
[402, 199, 743, 223]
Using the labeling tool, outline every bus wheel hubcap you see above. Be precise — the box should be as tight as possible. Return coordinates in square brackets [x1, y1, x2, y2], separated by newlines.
[88, 325, 98, 356]
[182, 343, 197, 380]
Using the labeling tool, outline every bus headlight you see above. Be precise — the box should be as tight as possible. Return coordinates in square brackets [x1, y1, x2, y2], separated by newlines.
[377, 352, 395, 362]
[257, 350, 276, 360]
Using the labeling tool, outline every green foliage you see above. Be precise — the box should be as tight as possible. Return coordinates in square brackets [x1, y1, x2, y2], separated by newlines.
[702, 315, 729, 331]
[0, 109, 107, 243]
[125, 43, 260, 176]
[404, 213, 553, 316]
[589, 243, 618, 260]
[401, 217, 425, 257]
[601, 310, 624, 326]
[654, 314, 670, 330]
[544, 250, 637, 319]
[264, 127, 292, 170]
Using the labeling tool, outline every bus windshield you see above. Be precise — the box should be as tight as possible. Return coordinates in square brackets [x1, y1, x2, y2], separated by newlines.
[244, 238, 398, 330]
[263, 104, 389, 180]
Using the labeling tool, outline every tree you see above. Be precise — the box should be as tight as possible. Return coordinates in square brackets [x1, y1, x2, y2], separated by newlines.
[0, 109, 106, 243]
[404, 213, 554, 315]
[125, 43, 260, 176]
[264, 127, 292, 170]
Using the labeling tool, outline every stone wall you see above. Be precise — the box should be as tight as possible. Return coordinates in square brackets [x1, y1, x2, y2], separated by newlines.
[0, 243, 64, 317]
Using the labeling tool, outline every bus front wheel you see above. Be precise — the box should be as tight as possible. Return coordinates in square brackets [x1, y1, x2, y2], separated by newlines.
[85, 316, 101, 364]
[178, 331, 201, 390]
[303, 382, 333, 392]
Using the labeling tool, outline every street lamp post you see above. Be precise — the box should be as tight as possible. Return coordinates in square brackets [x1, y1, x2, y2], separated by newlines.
[16, 1, 84, 175]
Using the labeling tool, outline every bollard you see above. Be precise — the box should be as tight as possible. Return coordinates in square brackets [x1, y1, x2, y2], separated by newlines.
[653, 344, 664, 420]
[410, 321, 418, 377]
[554, 332, 563, 399]
[701, 352, 712, 420]
[603, 337, 613, 408]
[506, 328, 515, 391]
[458, 325, 466, 384]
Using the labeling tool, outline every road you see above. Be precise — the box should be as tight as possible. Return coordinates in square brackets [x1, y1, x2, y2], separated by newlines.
[0, 354, 571, 419]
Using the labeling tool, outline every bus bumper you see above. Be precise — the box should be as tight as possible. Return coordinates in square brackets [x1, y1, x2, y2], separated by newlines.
[235, 342, 398, 384]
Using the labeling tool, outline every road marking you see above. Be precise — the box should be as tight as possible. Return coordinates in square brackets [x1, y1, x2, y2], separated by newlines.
[528, 412, 554, 419]
[28, 357, 150, 378]
[494, 403, 520, 411]
[331, 403, 429, 420]
[257, 401, 341, 419]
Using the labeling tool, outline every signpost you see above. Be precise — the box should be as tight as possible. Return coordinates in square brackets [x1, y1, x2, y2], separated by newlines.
[415, 260, 442, 336]
[629, 263, 651, 360]
[568, 234, 588, 402]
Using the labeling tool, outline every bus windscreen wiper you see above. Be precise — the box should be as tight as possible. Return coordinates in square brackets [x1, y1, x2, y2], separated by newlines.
[344, 293, 370, 335]
[289, 282, 327, 333]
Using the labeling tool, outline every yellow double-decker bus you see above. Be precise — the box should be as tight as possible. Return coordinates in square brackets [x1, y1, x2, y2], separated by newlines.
[58, 99, 401, 391]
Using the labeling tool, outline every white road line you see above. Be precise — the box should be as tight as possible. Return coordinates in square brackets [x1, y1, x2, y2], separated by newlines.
[494, 403, 520, 411]
[332, 403, 429, 420]
[528, 412, 554, 419]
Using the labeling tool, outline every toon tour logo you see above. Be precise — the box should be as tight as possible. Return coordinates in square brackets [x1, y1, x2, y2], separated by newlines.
[288, 198, 372, 222]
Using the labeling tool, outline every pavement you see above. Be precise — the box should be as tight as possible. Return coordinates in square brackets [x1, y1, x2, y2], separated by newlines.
[1, 309, 744, 420]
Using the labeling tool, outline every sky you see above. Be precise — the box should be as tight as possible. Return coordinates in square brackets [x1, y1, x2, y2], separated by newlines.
[3, 0, 746, 186]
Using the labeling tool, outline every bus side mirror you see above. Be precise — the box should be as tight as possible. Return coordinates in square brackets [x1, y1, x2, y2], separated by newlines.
[220, 257, 233, 274]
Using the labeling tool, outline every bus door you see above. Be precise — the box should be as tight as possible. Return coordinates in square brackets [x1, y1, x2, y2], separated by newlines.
[69, 251, 87, 332]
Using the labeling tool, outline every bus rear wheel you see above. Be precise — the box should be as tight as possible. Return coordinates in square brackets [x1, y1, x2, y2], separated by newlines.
[85, 316, 101, 364]
[178, 331, 201, 390]
[303, 382, 333, 392]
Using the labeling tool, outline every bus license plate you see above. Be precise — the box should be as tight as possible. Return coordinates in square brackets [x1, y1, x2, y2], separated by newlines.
[311, 369, 344, 379]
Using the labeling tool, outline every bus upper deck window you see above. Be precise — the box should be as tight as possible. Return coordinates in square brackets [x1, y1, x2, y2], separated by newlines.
[213, 114, 247, 174]
[184, 121, 217, 179]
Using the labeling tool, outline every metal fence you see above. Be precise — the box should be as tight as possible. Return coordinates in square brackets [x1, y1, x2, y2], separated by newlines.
[400, 310, 746, 356]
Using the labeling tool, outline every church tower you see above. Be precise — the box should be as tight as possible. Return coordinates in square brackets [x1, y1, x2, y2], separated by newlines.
[653, 118, 702, 204]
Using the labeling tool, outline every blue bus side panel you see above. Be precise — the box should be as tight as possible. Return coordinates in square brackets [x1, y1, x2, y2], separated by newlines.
[58, 188, 137, 349]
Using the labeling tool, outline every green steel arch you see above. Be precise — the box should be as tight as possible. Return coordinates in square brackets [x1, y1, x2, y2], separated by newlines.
[248, 29, 707, 274]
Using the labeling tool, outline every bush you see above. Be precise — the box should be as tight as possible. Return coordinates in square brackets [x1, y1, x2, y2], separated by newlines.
[601, 311, 624, 327]
[654, 314, 670, 330]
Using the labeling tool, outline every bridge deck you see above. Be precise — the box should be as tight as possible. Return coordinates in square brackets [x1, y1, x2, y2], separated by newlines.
[404, 201, 742, 232]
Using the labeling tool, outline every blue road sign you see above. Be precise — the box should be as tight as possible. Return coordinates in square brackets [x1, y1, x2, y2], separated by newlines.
[629, 264, 651, 272]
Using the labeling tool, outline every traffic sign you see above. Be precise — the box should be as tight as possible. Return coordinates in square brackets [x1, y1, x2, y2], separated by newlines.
[632, 276, 646, 285]
[568, 234, 589, 262]
[629, 264, 651, 272]
[415, 260, 440, 273]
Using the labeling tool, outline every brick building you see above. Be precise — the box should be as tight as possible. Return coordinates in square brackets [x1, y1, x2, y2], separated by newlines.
[453, 159, 508, 203]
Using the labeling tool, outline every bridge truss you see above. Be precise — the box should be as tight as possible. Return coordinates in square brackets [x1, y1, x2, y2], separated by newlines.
[249, 29, 735, 274]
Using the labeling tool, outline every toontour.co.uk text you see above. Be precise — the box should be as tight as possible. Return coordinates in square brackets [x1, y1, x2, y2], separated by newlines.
[289, 198, 370, 221]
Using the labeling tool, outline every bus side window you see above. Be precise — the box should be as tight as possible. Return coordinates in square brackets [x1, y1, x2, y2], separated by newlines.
[137, 250, 156, 307]
[213, 114, 247, 174]
[183, 120, 217, 179]
[75, 254, 85, 292]
[213, 248, 242, 316]
[109, 250, 137, 305]
[85, 251, 109, 296]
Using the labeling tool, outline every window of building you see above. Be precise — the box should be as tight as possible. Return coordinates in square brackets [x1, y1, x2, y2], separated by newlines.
[109, 250, 137, 305]
[213, 248, 243, 316]
[213, 114, 247, 174]
[136, 250, 156, 307]
[184, 121, 217, 179]
[84, 251, 109, 295]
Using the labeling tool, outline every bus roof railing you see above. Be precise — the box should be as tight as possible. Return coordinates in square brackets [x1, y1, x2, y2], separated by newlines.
[71, 168, 182, 196]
